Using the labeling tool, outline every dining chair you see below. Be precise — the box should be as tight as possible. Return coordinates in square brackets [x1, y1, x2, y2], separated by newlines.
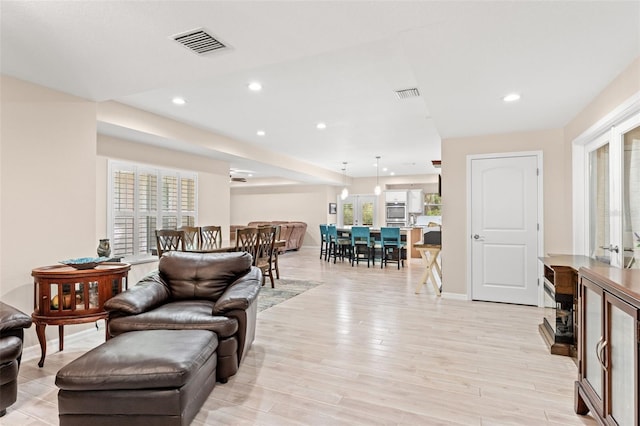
[255, 225, 277, 288]
[380, 227, 406, 269]
[326, 225, 350, 263]
[200, 225, 222, 250]
[271, 225, 282, 279]
[319, 224, 330, 260]
[177, 226, 200, 251]
[235, 227, 258, 261]
[350, 226, 373, 267]
[155, 229, 185, 258]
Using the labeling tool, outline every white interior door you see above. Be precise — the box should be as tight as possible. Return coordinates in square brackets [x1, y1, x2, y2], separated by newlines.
[470, 154, 540, 305]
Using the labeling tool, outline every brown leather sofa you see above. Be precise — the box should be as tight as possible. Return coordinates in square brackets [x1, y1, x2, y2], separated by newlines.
[231, 221, 307, 252]
[0, 301, 33, 416]
[104, 251, 261, 383]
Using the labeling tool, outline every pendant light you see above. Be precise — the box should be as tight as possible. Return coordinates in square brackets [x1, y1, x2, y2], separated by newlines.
[340, 162, 349, 200]
[374, 156, 381, 196]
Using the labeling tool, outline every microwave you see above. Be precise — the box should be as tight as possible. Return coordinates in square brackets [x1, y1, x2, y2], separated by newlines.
[386, 204, 406, 220]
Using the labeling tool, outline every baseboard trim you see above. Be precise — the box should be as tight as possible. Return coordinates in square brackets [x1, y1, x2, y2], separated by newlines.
[21, 320, 106, 363]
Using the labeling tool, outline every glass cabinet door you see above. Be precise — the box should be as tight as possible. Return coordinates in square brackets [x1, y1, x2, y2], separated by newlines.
[582, 279, 604, 409]
[606, 294, 637, 426]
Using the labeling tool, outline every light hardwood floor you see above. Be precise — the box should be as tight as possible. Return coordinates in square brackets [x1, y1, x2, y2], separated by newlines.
[5, 247, 596, 425]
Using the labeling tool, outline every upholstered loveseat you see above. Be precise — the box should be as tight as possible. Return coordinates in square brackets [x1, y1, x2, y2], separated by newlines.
[231, 221, 307, 252]
[0, 301, 32, 416]
[104, 251, 261, 383]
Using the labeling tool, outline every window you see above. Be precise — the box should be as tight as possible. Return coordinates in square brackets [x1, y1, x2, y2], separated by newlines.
[109, 161, 197, 260]
[424, 193, 442, 216]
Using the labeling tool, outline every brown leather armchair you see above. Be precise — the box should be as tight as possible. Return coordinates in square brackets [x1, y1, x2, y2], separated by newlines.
[104, 251, 261, 383]
[0, 301, 33, 416]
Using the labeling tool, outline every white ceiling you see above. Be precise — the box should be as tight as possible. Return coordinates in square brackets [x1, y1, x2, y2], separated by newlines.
[2, 1, 639, 183]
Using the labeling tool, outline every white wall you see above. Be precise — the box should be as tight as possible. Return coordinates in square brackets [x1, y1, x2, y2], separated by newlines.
[230, 174, 440, 246]
[441, 129, 566, 296]
[1, 76, 97, 347]
[0, 77, 235, 349]
[96, 134, 231, 240]
[440, 55, 640, 297]
[231, 185, 335, 247]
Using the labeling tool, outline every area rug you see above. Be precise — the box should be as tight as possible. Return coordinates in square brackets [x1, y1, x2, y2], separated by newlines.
[258, 278, 323, 312]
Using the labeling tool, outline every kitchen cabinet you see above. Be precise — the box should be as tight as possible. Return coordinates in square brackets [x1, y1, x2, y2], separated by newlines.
[407, 189, 424, 214]
[575, 266, 639, 426]
[385, 190, 407, 204]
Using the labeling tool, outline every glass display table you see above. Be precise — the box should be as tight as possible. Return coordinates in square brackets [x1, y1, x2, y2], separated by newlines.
[31, 262, 130, 367]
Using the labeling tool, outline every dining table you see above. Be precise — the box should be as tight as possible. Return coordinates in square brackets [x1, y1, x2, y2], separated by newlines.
[185, 239, 286, 253]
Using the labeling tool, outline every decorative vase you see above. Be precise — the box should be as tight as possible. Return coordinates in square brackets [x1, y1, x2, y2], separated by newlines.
[97, 239, 111, 258]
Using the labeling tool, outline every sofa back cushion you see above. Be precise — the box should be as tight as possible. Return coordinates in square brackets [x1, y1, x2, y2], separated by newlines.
[159, 251, 252, 301]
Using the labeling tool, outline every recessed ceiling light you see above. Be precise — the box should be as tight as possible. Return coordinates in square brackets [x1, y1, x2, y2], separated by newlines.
[390, 172, 395, 176]
[316, 122, 327, 130]
[248, 82, 262, 91]
[256, 130, 265, 136]
[172, 97, 186, 105]
[503, 93, 521, 102]
[383, 167, 388, 172]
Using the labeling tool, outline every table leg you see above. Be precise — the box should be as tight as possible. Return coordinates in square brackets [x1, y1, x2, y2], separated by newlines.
[433, 254, 442, 278]
[416, 249, 429, 293]
[58, 325, 64, 351]
[415, 248, 442, 296]
[35, 322, 47, 368]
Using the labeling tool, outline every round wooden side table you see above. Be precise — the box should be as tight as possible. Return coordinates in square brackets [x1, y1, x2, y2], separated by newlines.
[31, 263, 130, 367]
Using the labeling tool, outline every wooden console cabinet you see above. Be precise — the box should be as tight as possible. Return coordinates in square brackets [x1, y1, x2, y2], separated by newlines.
[31, 263, 130, 367]
[575, 266, 639, 426]
[538, 255, 605, 358]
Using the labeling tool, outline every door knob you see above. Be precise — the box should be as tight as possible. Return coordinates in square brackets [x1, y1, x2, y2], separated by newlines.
[473, 234, 483, 240]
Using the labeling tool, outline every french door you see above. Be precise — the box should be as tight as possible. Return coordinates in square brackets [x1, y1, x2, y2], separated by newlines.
[582, 112, 640, 268]
[340, 195, 377, 227]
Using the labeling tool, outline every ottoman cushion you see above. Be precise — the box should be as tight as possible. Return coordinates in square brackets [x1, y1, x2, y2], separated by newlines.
[56, 330, 218, 426]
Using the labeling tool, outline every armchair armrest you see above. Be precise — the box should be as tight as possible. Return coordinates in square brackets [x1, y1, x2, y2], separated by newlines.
[0, 302, 32, 333]
[104, 273, 170, 315]
[213, 267, 262, 314]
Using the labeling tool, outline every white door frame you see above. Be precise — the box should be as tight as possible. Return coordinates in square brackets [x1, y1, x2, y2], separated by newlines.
[466, 151, 544, 306]
[572, 93, 640, 262]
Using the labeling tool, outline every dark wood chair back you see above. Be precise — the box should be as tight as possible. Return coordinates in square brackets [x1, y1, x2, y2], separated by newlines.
[155, 229, 185, 257]
[200, 225, 222, 250]
[235, 227, 258, 261]
[255, 225, 277, 288]
[178, 226, 200, 250]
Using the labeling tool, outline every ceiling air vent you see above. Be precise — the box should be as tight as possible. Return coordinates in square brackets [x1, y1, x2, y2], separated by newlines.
[394, 88, 420, 100]
[230, 176, 247, 183]
[173, 28, 227, 55]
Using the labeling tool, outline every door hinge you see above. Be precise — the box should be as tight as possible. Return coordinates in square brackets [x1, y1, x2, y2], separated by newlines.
[536, 168, 539, 176]
[537, 223, 539, 231]
[537, 278, 540, 287]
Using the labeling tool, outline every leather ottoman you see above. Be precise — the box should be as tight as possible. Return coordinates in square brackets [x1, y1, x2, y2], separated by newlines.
[55, 329, 217, 426]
